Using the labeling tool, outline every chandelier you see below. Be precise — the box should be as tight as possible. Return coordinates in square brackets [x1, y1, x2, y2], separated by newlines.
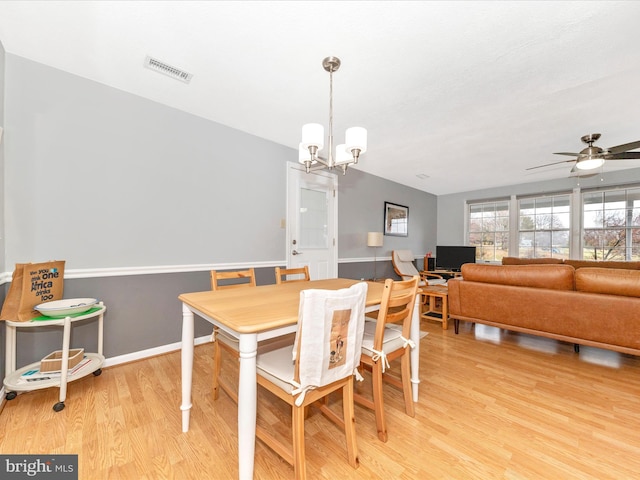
[299, 56, 367, 175]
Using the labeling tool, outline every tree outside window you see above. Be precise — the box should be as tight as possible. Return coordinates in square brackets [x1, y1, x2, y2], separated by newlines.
[583, 188, 640, 261]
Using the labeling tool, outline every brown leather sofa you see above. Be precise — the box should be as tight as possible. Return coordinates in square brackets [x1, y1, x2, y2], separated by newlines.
[448, 263, 640, 356]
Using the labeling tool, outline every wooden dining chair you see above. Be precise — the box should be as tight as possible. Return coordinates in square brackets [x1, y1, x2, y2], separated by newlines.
[354, 275, 420, 442]
[210, 268, 256, 402]
[275, 265, 310, 284]
[255, 282, 368, 480]
[210, 268, 257, 290]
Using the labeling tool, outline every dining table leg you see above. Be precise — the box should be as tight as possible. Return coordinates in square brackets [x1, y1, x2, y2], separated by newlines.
[237, 333, 258, 480]
[410, 295, 420, 402]
[180, 303, 195, 432]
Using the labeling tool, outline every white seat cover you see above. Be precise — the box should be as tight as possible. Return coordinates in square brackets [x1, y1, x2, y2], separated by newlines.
[361, 320, 407, 357]
[360, 318, 415, 373]
[256, 282, 368, 405]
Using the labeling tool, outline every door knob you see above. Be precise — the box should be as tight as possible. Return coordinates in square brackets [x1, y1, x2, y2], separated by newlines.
[292, 250, 302, 255]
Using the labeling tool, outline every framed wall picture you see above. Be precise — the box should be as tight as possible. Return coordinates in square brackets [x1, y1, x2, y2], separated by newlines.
[384, 202, 409, 237]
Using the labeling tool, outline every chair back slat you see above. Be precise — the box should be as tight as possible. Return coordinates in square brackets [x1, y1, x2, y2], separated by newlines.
[210, 268, 257, 290]
[275, 266, 310, 284]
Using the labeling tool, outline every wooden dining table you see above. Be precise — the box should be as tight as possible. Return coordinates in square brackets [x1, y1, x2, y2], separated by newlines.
[179, 278, 423, 480]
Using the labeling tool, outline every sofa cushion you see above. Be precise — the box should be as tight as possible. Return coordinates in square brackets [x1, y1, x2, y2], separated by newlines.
[564, 259, 640, 270]
[460, 264, 575, 290]
[576, 268, 640, 297]
[502, 257, 563, 265]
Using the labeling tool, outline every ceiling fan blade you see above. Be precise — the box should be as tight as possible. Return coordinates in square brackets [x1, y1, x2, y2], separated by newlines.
[602, 152, 640, 160]
[553, 152, 581, 156]
[606, 140, 640, 154]
[526, 159, 575, 170]
[569, 171, 598, 178]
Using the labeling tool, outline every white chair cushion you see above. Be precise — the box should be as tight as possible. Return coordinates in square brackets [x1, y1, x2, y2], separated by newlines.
[217, 331, 239, 349]
[361, 320, 407, 357]
[426, 278, 447, 286]
[256, 345, 297, 394]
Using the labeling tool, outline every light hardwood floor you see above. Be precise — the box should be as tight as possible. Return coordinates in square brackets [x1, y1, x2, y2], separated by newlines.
[2, 319, 640, 479]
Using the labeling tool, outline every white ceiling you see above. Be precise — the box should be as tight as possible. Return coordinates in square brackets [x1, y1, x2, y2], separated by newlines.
[1, 1, 639, 195]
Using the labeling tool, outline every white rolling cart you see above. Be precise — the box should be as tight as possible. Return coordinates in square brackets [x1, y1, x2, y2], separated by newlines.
[3, 302, 106, 412]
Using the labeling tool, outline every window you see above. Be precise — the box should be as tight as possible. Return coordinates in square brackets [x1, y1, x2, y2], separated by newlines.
[518, 194, 571, 259]
[582, 187, 640, 261]
[467, 183, 640, 261]
[468, 200, 509, 262]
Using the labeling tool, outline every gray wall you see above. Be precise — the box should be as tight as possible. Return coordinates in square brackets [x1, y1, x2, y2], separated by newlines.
[339, 169, 438, 263]
[4, 55, 292, 269]
[437, 168, 640, 246]
[0, 55, 437, 374]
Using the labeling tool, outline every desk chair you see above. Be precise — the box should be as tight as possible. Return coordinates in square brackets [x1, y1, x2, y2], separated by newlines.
[392, 249, 447, 317]
[391, 250, 447, 286]
[210, 268, 257, 402]
[275, 265, 310, 284]
[255, 282, 368, 480]
[354, 276, 419, 442]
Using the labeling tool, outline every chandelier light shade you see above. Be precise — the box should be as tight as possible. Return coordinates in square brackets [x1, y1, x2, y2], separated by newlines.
[299, 56, 367, 175]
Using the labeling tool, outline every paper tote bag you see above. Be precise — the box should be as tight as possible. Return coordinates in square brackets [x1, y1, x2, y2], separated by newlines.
[0, 261, 65, 321]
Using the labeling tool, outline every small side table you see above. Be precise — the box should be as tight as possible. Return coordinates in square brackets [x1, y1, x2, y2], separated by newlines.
[420, 285, 449, 329]
[3, 303, 106, 412]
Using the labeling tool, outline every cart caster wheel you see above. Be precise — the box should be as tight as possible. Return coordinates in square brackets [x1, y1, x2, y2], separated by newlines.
[5, 391, 17, 400]
[53, 402, 65, 412]
[93, 369, 102, 376]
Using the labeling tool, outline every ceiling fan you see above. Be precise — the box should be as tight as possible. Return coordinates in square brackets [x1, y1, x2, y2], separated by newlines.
[527, 133, 640, 175]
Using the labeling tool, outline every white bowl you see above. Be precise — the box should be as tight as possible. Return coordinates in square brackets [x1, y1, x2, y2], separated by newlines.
[35, 298, 98, 318]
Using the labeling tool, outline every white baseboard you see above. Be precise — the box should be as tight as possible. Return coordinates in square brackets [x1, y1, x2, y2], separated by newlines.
[0, 334, 212, 411]
[102, 334, 212, 368]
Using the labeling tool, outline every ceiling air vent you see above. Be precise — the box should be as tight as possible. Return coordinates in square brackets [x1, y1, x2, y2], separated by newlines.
[144, 56, 193, 83]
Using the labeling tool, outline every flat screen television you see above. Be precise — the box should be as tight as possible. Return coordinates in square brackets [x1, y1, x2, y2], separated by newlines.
[435, 245, 477, 272]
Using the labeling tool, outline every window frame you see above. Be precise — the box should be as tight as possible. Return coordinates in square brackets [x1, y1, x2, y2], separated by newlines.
[581, 186, 640, 261]
[466, 199, 510, 263]
[517, 193, 572, 259]
[466, 183, 640, 261]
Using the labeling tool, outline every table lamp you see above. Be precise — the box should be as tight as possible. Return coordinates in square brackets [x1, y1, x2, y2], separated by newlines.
[367, 232, 384, 280]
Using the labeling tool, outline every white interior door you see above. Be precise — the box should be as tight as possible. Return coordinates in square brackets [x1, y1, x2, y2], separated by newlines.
[286, 163, 338, 279]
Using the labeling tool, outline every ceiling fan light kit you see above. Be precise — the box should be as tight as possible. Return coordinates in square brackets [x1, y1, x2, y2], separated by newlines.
[575, 157, 605, 171]
[527, 133, 640, 175]
[299, 56, 367, 175]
